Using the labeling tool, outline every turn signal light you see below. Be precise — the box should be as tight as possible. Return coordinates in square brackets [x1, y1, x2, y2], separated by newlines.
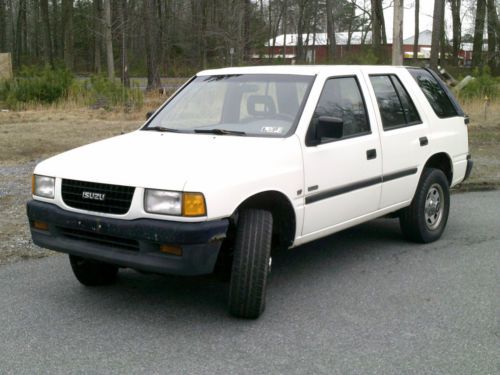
[33, 221, 49, 231]
[182, 192, 206, 217]
[160, 244, 182, 256]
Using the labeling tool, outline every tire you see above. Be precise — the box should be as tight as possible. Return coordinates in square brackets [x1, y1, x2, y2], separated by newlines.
[69, 255, 119, 286]
[399, 168, 450, 243]
[228, 209, 273, 319]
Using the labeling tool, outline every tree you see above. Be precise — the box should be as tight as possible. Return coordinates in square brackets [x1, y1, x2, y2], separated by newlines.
[412, 0, 419, 63]
[40, 0, 53, 65]
[392, 0, 403, 65]
[430, 0, 444, 70]
[103, 0, 114, 80]
[450, 0, 461, 66]
[486, 0, 498, 72]
[93, 0, 102, 73]
[62, 0, 74, 69]
[0, 0, 6, 52]
[371, 0, 382, 48]
[144, 0, 160, 90]
[326, 0, 336, 61]
[472, 0, 486, 67]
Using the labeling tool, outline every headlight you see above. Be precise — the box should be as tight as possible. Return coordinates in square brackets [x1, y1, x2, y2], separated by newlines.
[32, 175, 55, 198]
[144, 189, 206, 217]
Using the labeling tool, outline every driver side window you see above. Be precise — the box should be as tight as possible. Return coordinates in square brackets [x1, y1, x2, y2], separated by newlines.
[308, 76, 370, 145]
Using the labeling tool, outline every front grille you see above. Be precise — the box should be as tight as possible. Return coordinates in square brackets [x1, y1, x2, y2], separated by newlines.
[59, 227, 139, 251]
[61, 179, 135, 214]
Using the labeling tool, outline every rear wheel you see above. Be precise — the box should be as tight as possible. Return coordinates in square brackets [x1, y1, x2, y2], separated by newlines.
[69, 255, 118, 286]
[400, 168, 450, 243]
[228, 209, 273, 319]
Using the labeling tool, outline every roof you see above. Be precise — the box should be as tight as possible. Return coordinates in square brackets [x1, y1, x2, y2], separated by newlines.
[403, 30, 433, 45]
[197, 65, 411, 77]
[268, 32, 375, 47]
[268, 30, 435, 47]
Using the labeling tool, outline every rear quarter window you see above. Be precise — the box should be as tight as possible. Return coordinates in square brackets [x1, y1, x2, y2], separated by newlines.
[408, 69, 458, 118]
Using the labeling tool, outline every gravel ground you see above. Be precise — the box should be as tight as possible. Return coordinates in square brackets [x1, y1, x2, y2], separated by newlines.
[0, 161, 53, 265]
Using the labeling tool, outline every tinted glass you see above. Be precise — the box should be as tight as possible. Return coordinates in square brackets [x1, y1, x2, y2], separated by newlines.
[145, 74, 314, 137]
[312, 77, 370, 140]
[408, 69, 458, 118]
[390, 76, 421, 124]
[370, 75, 406, 129]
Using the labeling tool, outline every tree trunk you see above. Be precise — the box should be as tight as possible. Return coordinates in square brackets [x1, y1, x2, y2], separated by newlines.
[243, 0, 251, 61]
[371, 0, 381, 48]
[120, 0, 129, 87]
[326, 0, 336, 61]
[40, 0, 53, 66]
[62, 0, 74, 69]
[412, 0, 419, 63]
[15, 0, 27, 66]
[430, 0, 444, 70]
[450, 0, 461, 66]
[378, 0, 387, 45]
[51, 0, 60, 59]
[486, 0, 498, 72]
[93, 0, 102, 73]
[472, 0, 486, 67]
[103, 0, 114, 80]
[392, 0, 403, 65]
[144, 0, 160, 90]
[439, 0, 446, 65]
[0, 0, 6, 52]
[282, 0, 287, 60]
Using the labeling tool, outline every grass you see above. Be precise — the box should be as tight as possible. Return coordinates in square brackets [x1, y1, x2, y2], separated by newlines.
[0, 95, 499, 187]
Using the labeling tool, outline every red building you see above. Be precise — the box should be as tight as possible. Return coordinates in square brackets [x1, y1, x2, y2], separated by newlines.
[256, 30, 473, 65]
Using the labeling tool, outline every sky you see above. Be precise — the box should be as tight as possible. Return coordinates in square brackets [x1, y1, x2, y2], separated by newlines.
[382, 0, 476, 39]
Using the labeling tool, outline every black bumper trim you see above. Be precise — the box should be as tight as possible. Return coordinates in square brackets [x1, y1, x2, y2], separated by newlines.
[464, 155, 473, 182]
[27, 200, 229, 276]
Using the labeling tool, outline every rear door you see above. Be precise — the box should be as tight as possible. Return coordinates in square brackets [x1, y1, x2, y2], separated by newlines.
[363, 69, 431, 209]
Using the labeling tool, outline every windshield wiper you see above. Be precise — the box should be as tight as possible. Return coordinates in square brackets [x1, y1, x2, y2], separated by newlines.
[194, 128, 246, 136]
[143, 126, 181, 133]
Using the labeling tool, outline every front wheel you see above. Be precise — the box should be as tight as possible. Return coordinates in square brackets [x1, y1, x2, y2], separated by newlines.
[399, 168, 450, 243]
[228, 209, 273, 319]
[69, 255, 119, 286]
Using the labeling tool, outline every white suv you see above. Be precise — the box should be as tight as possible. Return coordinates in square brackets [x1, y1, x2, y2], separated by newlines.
[27, 65, 473, 318]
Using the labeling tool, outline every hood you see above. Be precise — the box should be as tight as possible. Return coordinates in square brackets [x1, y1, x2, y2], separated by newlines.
[35, 130, 295, 191]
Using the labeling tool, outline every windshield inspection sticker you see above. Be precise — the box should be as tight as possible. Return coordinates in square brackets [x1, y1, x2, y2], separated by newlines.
[261, 126, 284, 134]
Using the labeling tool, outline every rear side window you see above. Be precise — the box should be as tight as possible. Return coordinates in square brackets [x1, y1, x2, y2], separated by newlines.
[369, 75, 421, 130]
[408, 69, 458, 118]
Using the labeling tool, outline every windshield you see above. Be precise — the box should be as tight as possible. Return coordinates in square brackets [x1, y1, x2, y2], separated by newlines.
[144, 74, 314, 137]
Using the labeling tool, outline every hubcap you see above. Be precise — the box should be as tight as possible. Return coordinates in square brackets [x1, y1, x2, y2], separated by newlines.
[424, 183, 444, 230]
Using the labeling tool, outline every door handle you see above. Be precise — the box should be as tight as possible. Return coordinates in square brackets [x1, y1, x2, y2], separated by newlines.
[419, 137, 429, 146]
[366, 149, 377, 160]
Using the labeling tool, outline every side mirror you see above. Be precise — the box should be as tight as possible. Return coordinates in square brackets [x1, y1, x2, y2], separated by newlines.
[316, 116, 343, 140]
[146, 111, 155, 120]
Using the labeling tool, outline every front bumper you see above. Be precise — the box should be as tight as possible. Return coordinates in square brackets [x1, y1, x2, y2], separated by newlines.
[27, 200, 229, 276]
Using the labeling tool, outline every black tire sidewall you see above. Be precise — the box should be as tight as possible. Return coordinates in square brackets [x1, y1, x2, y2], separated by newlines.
[414, 169, 450, 242]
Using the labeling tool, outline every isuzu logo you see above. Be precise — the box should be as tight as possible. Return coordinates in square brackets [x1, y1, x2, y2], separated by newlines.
[82, 191, 106, 201]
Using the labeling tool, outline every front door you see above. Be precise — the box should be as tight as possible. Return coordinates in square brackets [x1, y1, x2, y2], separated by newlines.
[302, 74, 382, 238]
